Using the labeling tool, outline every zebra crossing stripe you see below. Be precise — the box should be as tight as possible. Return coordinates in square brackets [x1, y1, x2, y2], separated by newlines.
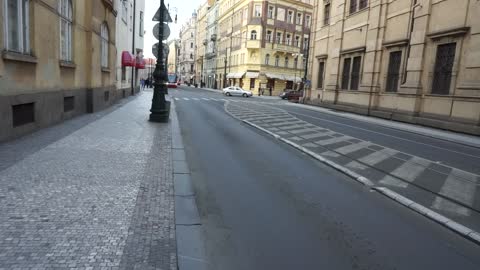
[437, 169, 478, 208]
[315, 135, 351, 146]
[202, 98, 210, 100]
[335, 141, 372, 155]
[358, 148, 398, 166]
[174, 98, 180, 100]
[192, 98, 200, 100]
[379, 157, 429, 188]
[183, 98, 189, 100]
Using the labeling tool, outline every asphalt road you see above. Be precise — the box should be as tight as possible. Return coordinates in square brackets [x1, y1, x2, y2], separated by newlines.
[172, 86, 480, 270]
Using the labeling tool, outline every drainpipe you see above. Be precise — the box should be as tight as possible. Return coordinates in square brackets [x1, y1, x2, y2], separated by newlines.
[131, 0, 137, 96]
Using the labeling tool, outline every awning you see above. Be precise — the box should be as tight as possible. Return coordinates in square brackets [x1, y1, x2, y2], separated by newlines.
[136, 59, 146, 69]
[265, 73, 285, 80]
[245, 72, 259, 78]
[284, 75, 302, 83]
[121, 51, 135, 67]
[226, 72, 245, 79]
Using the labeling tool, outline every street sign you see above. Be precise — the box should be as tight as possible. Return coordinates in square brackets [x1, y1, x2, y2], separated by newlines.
[152, 43, 169, 59]
[152, 2, 173, 23]
[153, 23, 170, 40]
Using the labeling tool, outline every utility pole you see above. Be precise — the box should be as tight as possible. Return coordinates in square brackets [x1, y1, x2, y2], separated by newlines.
[131, 0, 137, 96]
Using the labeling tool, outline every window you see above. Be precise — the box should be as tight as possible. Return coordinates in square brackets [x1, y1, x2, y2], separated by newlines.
[317, 61, 325, 89]
[324, 4, 330, 25]
[286, 34, 291, 46]
[139, 11, 144, 37]
[268, 6, 274, 19]
[287, 10, 294, 23]
[190, 53, 193, 59]
[190, 42, 193, 48]
[250, 78, 255, 89]
[5, 0, 30, 53]
[296, 13, 302, 25]
[244, 7, 248, 21]
[386, 51, 402, 92]
[306, 15, 311, 27]
[265, 54, 270, 65]
[350, 0, 368, 14]
[341, 56, 362, 90]
[254, 4, 262, 17]
[59, 0, 73, 61]
[100, 23, 109, 68]
[275, 55, 280, 66]
[303, 37, 309, 50]
[190, 64, 194, 72]
[432, 43, 456, 95]
[294, 58, 298, 68]
[191, 32, 193, 38]
[295, 36, 300, 47]
[266, 30, 272, 42]
[121, 0, 128, 23]
[250, 30, 257, 40]
[276, 32, 282, 44]
[277, 8, 285, 21]
[285, 57, 289, 68]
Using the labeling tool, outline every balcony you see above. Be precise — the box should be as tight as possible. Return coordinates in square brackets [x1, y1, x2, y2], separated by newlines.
[246, 40, 261, 49]
[273, 43, 299, 53]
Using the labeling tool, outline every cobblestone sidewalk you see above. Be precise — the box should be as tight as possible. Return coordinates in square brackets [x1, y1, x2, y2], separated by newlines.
[0, 92, 176, 269]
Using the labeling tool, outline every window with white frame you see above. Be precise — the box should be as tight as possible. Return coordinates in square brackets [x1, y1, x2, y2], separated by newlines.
[250, 30, 257, 40]
[284, 57, 289, 68]
[286, 34, 291, 46]
[268, 6, 274, 19]
[100, 22, 109, 68]
[59, 0, 73, 61]
[275, 55, 280, 66]
[266, 30, 272, 42]
[139, 11, 144, 37]
[287, 10, 293, 23]
[306, 15, 312, 27]
[121, 0, 128, 24]
[254, 4, 262, 17]
[265, 54, 270, 65]
[295, 36, 300, 47]
[4, 0, 30, 54]
[276, 32, 282, 44]
[296, 13, 302, 25]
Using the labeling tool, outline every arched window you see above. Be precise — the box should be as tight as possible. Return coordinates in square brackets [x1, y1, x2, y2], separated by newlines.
[265, 54, 270, 65]
[275, 55, 280, 67]
[59, 0, 73, 61]
[100, 22, 109, 68]
[250, 30, 257, 40]
[285, 57, 289, 68]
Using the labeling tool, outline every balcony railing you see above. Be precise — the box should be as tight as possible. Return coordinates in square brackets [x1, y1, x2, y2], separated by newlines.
[246, 39, 261, 49]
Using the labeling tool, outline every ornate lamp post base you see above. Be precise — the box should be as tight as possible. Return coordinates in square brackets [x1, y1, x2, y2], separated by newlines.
[149, 102, 170, 122]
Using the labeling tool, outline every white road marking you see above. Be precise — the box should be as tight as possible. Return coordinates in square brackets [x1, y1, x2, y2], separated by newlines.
[192, 98, 200, 100]
[301, 132, 333, 139]
[315, 136, 351, 146]
[289, 128, 320, 135]
[335, 141, 372, 155]
[202, 98, 210, 100]
[388, 156, 430, 184]
[345, 161, 368, 170]
[358, 148, 398, 166]
[379, 175, 409, 188]
[174, 98, 180, 100]
[434, 169, 478, 210]
[288, 111, 480, 160]
[183, 98, 190, 100]
[432, 197, 471, 216]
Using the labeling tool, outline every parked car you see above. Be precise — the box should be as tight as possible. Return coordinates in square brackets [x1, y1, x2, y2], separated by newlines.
[280, 90, 303, 101]
[167, 82, 177, 88]
[222, 86, 253, 97]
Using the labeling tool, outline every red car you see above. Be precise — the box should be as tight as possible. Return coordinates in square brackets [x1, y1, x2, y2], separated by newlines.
[167, 82, 177, 88]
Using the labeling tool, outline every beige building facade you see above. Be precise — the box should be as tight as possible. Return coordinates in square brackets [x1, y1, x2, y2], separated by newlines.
[0, 0, 118, 142]
[195, 2, 209, 86]
[307, 0, 480, 135]
[215, 0, 313, 95]
[178, 12, 197, 84]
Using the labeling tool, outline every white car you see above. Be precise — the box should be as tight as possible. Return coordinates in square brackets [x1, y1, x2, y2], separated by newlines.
[222, 86, 253, 97]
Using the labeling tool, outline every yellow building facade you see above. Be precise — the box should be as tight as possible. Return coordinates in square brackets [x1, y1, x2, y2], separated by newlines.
[307, 0, 480, 135]
[215, 0, 313, 95]
[0, 0, 117, 141]
[195, 2, 209, 86]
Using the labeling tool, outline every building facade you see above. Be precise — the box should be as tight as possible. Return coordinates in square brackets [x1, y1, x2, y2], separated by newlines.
[178, 12, 197, 84]
[115, 0, 145, 94]
[307, 0, 480, 135]
[195, 2, 209, 87]
[167, 39, 180, 75]
[215, 0, 313, 95]
[205, 0, 219, 89]
[0, 0, 118, 142]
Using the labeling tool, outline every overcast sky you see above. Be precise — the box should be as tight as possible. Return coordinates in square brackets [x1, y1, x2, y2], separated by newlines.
[144, 0, 203, 59]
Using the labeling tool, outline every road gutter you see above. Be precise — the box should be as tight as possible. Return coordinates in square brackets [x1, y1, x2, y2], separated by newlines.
[171, 100, 209, 270]
[241, 118, 480, 246]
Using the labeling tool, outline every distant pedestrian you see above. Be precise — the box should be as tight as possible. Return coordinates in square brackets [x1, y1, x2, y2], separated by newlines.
[145, 78, 150, 89]
[140, 78, 145, 90]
